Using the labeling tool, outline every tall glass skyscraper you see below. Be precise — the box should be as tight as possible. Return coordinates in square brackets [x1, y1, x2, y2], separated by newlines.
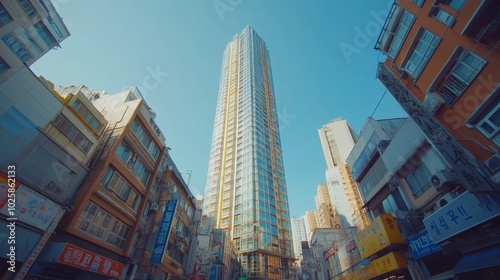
[204, 26, 294, 279]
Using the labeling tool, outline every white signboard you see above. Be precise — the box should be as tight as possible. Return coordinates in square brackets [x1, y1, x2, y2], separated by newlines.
[424, 192, 500, 243]
[0, 185, 59, 230]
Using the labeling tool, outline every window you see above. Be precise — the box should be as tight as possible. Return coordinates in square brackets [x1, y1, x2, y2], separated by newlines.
[47, 15, 63, 38]
[52, 114, 93, 153]
[101, 166, 143, 211]
[75, 202, 130, 248]
[388, 11, 415, 58]
[71, 100, 104, 132]
[443, 0, 466, 11]
[0, 57, 10, 74]
[432, 8, 454, 26]
[116, 141, 151, 185]
[0, 2, 13, 28]
[440, 51, 486, 104]
[2, 34, 32, 63]
[410, 0, 424, 7]
[476, 102, 500, 146]
[404, 30, 440, 78]
[18, 0, 37, 19]
[405, 162, 433, 198]
[130, 118, 160, 161]
[33, 21, 55, 47]
[22, 29, 42, 54]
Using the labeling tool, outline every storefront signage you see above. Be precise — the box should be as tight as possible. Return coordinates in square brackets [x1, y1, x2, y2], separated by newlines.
[150, 199, 178, 264]
[356, 213, 405, 259]
[423, 192, 500, 244]
[323, 243, 335, 260]
[338, 238, 360, 272]
[0, 181, 58, 231]
[209, 265, 217, 280]
[57, 243, 125, 278]
[408, 230, 441, 259]
[348, 251, 408, 280]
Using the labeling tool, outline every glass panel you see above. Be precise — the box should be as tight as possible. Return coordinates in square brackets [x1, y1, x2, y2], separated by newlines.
[0, 3, 13, 27]
[2, 34, 32, 62]
[33, 21, 55, 46]
[489, 108, 500, 127]
[18, 0, 37, 19]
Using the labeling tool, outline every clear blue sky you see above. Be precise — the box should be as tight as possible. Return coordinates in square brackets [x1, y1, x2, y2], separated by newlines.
[32, 0, 406, 218]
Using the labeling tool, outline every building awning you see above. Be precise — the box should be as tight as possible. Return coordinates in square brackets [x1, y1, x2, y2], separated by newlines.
[454, 245, 500, 274]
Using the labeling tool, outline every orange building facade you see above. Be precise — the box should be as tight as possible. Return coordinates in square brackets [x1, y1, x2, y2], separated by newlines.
[375, 0, 500, 279]
[376, 0, 500, 193]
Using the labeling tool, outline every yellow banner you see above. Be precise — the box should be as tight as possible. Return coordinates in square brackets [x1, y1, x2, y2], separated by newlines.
[356, 213, 405, 259]
[348, 251, 408, 280]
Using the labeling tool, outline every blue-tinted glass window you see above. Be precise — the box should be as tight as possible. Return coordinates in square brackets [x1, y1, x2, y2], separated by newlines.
[33, 21, 55, 47]
[2, 34, 32, 63]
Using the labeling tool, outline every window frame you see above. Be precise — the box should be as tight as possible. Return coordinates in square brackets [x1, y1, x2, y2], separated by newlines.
[18, 0, 37, 19]
[76, 201, 131, 248]
[0, 2, 13, 28]
[51, 114, 93, 154]
[100, 166, 144, 211]
[404, 29, 441, 79]
[405, 161, 433, 198]
[0, 56, 10, 74]
[439, 50, 487, 104]
[432, 7, 455, 27]
[2, 33, 32, 63]
[33, 20, 56, 47]
[476, 102, 500, 146]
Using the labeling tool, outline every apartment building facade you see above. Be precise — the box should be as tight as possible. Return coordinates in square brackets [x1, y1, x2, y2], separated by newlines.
[375, 0, 500, 278]
[0, 0, 69, 84]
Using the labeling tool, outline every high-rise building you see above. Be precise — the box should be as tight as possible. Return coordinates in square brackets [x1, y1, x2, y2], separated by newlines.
[318, 118, 357, 168]
[0, 0, 70, 84]
[203, 26, 294, 279]
[290, 216, 307, 258]
[303, 210, 317, 241]
[318, 118, 369, 229]
[314, 184, 340, 229]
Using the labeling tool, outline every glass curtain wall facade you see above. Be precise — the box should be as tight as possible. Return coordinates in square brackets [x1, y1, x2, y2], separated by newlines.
[204, 26, 294, 279]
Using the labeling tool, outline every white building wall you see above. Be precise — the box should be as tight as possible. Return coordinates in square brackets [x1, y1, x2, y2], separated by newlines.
[326, 167, 356, 228]
[291, 216, 307, 258]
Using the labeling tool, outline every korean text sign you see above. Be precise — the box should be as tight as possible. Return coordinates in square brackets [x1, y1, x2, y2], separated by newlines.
[150, 199, 178, 264]
[57, 243, 125, 278]
[423, 192, 500, 244]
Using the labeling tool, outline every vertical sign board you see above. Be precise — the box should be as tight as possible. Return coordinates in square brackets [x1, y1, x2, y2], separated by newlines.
[150, 200, 178, 264]
[209, 265, 217, 280]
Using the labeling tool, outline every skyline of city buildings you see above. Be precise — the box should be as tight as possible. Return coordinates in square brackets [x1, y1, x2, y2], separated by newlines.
[1, 0, 500, 279]
[202, 26, 294, 279]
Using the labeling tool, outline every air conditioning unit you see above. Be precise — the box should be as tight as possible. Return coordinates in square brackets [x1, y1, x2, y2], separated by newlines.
[484, 154, 500, 174]
[150, 203, 159, 211]
[430, 170, 458, 191]
[435, 193, 458, 209]
[421, 91, 446, 113]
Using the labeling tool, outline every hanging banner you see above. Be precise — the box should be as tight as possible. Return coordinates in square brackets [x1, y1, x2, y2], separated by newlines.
[150, 199, 178, 264]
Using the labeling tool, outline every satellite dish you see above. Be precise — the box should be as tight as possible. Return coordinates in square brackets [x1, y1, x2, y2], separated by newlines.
[394, 210, 406, 220]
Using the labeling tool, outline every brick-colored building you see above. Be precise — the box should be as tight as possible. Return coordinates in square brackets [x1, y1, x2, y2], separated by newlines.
[375, 0, 500, 279]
